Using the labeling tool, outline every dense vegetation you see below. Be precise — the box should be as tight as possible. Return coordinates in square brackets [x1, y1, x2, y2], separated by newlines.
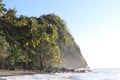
[0, 0, 71, 69]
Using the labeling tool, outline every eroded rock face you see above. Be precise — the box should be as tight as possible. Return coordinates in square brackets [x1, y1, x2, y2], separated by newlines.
[59, 42, 87, 69]
[41, 14, 88, 69]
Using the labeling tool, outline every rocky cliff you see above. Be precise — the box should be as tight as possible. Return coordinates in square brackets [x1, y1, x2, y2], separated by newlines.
[41, 14, 87, 69]
[0, 13, 87, 69]
[59, 40, 87, 69]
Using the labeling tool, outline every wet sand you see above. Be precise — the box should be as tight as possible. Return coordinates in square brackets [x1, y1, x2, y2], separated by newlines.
[0, 70, 36, 76]
[0, 68, 90, 76]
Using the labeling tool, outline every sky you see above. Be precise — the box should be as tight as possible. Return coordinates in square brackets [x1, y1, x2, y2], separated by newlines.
[3, 0, 120, 68]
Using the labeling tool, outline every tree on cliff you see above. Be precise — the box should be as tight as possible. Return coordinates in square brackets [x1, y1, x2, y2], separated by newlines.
[0, 35, 10, 68]
[0, 1, 75, 69]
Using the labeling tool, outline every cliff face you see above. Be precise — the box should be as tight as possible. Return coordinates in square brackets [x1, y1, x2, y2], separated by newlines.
[59, 30, 87, 69]
[42, 14, 87, 69]
[59, 41, 87, 69]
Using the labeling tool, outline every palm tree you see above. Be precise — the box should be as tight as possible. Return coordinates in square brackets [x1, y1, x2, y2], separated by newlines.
[0, 0, 7, 16]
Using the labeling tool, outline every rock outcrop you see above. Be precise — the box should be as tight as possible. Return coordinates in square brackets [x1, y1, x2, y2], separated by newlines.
[42, 14, 88, 69]
[59, 42, 87, 69]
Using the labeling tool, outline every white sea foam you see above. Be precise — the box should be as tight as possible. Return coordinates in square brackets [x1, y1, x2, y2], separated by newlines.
[1, 69, 120, 80]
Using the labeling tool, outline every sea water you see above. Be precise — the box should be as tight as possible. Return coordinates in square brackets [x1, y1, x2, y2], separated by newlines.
[1, 68, 120, 80]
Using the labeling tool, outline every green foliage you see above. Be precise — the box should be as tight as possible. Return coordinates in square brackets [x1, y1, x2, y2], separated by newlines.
[16, 15, 28, 27]
[0, 0, 7, 15]
[0, 35, 10, 68]
[0, 2, 71, 69]
[39, 14, 71, 45]
[0, 35, 10, 59]
[3, 9, 16, 22]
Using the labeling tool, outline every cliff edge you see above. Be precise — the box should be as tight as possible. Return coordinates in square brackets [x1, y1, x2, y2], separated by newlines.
[42, 14, 87, 69]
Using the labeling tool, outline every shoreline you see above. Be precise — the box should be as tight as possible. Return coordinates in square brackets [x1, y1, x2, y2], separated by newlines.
[0, 70, 36, 76]
[0, 67, 91, 76]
